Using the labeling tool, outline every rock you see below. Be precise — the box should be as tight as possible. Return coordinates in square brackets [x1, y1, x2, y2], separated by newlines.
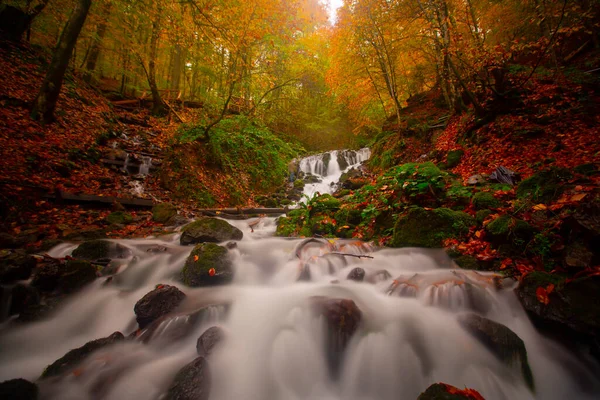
[445, 149, 464, 169]
[134, 285, 186, 329]
[517, 167, 572, 203]
[180, 218, 243, 245]
[0, 251, 36, 283]
[467, 174, 487, 185]
[71, 240, 131, 261]
[489, 166, 518, 185]
[458, 313, 534, 390]
[516, 272, 600, 342]
[181, 243, 233, 287]
[418, 383, 485, 399]
[310, 194, 342, 213]
[41, 332, 124, 378]
[564, 240, 594, 268]
[164, 356, 211, 400]
[31, 259, 97, 293]
[391, 207, 475, 248]
[196, 326, 225, 357]
[311, 297, 362, 376]
[337, 151, 349, 170]
[485, 215, 535, 249]
[0, 378, 38, 400]
[152, 203, 178, 223]
[570, 202, 600, 237]
[346, 267, 365, 282]
[105, 211, 133, 225]
[167, 214, 190, 227]
[9, 284, 40, 316]
[293, 179, 305, 190]
[106, 148, 128, 161]
[0, 232, 20, 249]
[475, 209, 492, 224]
[472, 192, 501, 210]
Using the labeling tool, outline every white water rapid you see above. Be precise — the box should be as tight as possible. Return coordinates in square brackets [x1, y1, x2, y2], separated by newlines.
[1, 151, 599, 400]
[298, 148, 370, 200]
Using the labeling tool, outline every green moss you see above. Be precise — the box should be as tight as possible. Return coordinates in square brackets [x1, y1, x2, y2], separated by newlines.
[486, 215, 534, 238]
[180, 217, 243, 245]
[152, 203, 177, 223]
[311, 194, 341, 212]
[476, 209, 492, 224]
[517, 167, 572, 203]
[574, 163, 597, 176]
[453, 255, 480, 270]
[391, 207, 475, 248]
[472, 192, 501, 210]
[106, 211, 133, 225]
[181, 243, 231, 287]
[71, 240, 111, 260]
[523, 271, 566, 288]
[334, 208, 363, 226]
[293, 179, 305, 189]
[276, 216, 300, 237]
[446, 149, 464, 169]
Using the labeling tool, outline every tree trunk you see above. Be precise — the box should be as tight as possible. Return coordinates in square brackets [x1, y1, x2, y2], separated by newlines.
[170, 44, 182, 91]
[148, 7, 165, 116]
[83, 1, 112, 84]
[31, 0, 92, 124]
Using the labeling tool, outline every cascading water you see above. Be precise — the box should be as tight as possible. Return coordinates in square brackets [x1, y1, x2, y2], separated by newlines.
[1, 151, 599, 400]
[297, 148, 370, 200]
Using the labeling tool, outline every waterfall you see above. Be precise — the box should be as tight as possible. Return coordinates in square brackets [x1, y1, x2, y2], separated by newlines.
[138, 157, 152, 176]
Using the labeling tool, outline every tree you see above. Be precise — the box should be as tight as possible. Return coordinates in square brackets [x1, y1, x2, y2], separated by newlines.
[31, 0, 92, 124]
[83, 0, 112, 83]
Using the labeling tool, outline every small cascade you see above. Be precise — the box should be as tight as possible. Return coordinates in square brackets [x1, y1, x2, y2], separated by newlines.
[296, 148, 371, 201]
[138, 157, 152, 176]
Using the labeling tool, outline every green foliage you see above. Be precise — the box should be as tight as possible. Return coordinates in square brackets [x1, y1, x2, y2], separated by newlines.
[472, 192, 501, 210]
[517, 167, 572, 204]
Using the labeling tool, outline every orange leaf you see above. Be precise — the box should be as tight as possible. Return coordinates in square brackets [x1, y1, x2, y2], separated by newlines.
[536, 287, 550, 305]
[194, 255, 199, 262]
[532, 204, 547, 211]
[570, 193, 587, 202]
[546, 283, 555, 294]
[208, 268, 216, 277]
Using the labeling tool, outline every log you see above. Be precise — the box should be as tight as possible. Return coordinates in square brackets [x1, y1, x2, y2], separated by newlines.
[45, 191, 154, 208]
[199, 208, 287, 218]
[164, 99, 185, 123]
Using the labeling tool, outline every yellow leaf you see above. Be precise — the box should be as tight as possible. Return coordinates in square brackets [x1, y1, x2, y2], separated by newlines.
[532, 204, 547, 211]
[571, 193, 587, 202]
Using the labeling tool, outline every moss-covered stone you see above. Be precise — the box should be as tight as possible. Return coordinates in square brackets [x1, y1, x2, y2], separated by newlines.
[71, 240, 130, 261]
[276, 216, 300, 237]
[180, 218, 243, 245]
[181, 243, 232, 287]
[418, 383, 484, 400]
[106, 211, 133, 225]
[486, 215, 535, 242]
[311, 194, 341, 213]
[446, 149, 464, 169]
[31, 259, 97, 293]
[476, 209, 492, 224]
[574, 163, 597, 176]
[293, 179, 305, 189]
[334, 208, 363, 226]
[472, 192, 501, 210]
[0, 251, 36, 283]
[152, 202, 177, 223]
[517, 168, 572, 204]
[391, 207, 475, 248]
[453, 255, 481, 270]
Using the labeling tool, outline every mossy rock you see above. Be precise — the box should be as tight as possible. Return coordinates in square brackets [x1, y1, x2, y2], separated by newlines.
[472, 192, 501, 210]
[446, 149, 464, 169]
[31, 259, 97, 293]
[0, 378, 38, 400]
[293, 179, 305, 189]
[459, 314, 534, 391]
[453, 255, 481, 270]
[71, 240, 130, 261]
[391, 207, 475, 248]
[476, 209, 492, 224]
[152, 202, 177, 223]
[0, 251, 36, 283]
[311, 194, 341, 213]
[106, 211, 133, 225]
[517, 168, 572, 204]
[41, 332, 124, 379]
[574, 163, 598, 176]
[486, 215, 535, 243]
[276, 216, 300, 237]
[418, 383, 484, 400]
[334, 208, 363, 226]
[180, 218, 243, 245]
[181, 243, 233, 287]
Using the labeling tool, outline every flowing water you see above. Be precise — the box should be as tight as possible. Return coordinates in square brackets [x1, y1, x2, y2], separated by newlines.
[1, 150, 599, 400]
[297, 148, 370, 199]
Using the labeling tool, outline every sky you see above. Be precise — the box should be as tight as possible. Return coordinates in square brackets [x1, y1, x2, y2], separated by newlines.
[327, 0, 344, 24]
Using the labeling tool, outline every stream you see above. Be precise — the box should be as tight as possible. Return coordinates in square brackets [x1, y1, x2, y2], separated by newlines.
[1, 150, 599, 400]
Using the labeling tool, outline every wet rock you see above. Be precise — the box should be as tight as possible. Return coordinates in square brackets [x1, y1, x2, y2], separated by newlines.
[196, 326, 225, 357]
[9, 284, 40, 316]
[71, 240, 131, 261]
[346, 267, 365, 282]
[0, 378, 38, 400]
[180, 218, 243, 245]
[391, 207, 475, 248]
[167, 214, 190, 227]
[41, 332, 124, 379]
[485, 215, 535, 249]
[181, 243, 233, 287]
[418, 383, 485, 399]
[31, 259, 97, 293]
[152, 202, 178, 223]
[134, 284, 186, 329]
[458, 313, 534, 390]
[0, 251, 36, 283]
[164, 356, 211, 400]
[311, 297, 362, 376]
[564, 240, 594, 268]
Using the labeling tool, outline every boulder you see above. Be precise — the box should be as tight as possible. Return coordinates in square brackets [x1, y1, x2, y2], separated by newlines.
[105, 211, 133, 225]
[0, 251, 36, 283]
[164, 356, 211, 400]
[346, 267, 365, 282]
[180, 218, 243, 245]
[181, 243, 233, 287]
[134, 284, 186, 329]
[445, 149, 464, 169]
[418, 383, 485, 399]
[458, 313, 533, 390]
[485, 215, 535, 243]
[311, 297, 362, 376]
[472, 192, 501, 210]
[9, 284, 40, 316]
[0, 378, 38, 400]
[41, 332, 124, 378]
[196, 326, 225, 357]
[152, 203, 178, 223]
[71, 240, 131, 261]
[391, 207, 475, 248]
[31, 259, 97, 293]
[516, 167, 572, 203]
